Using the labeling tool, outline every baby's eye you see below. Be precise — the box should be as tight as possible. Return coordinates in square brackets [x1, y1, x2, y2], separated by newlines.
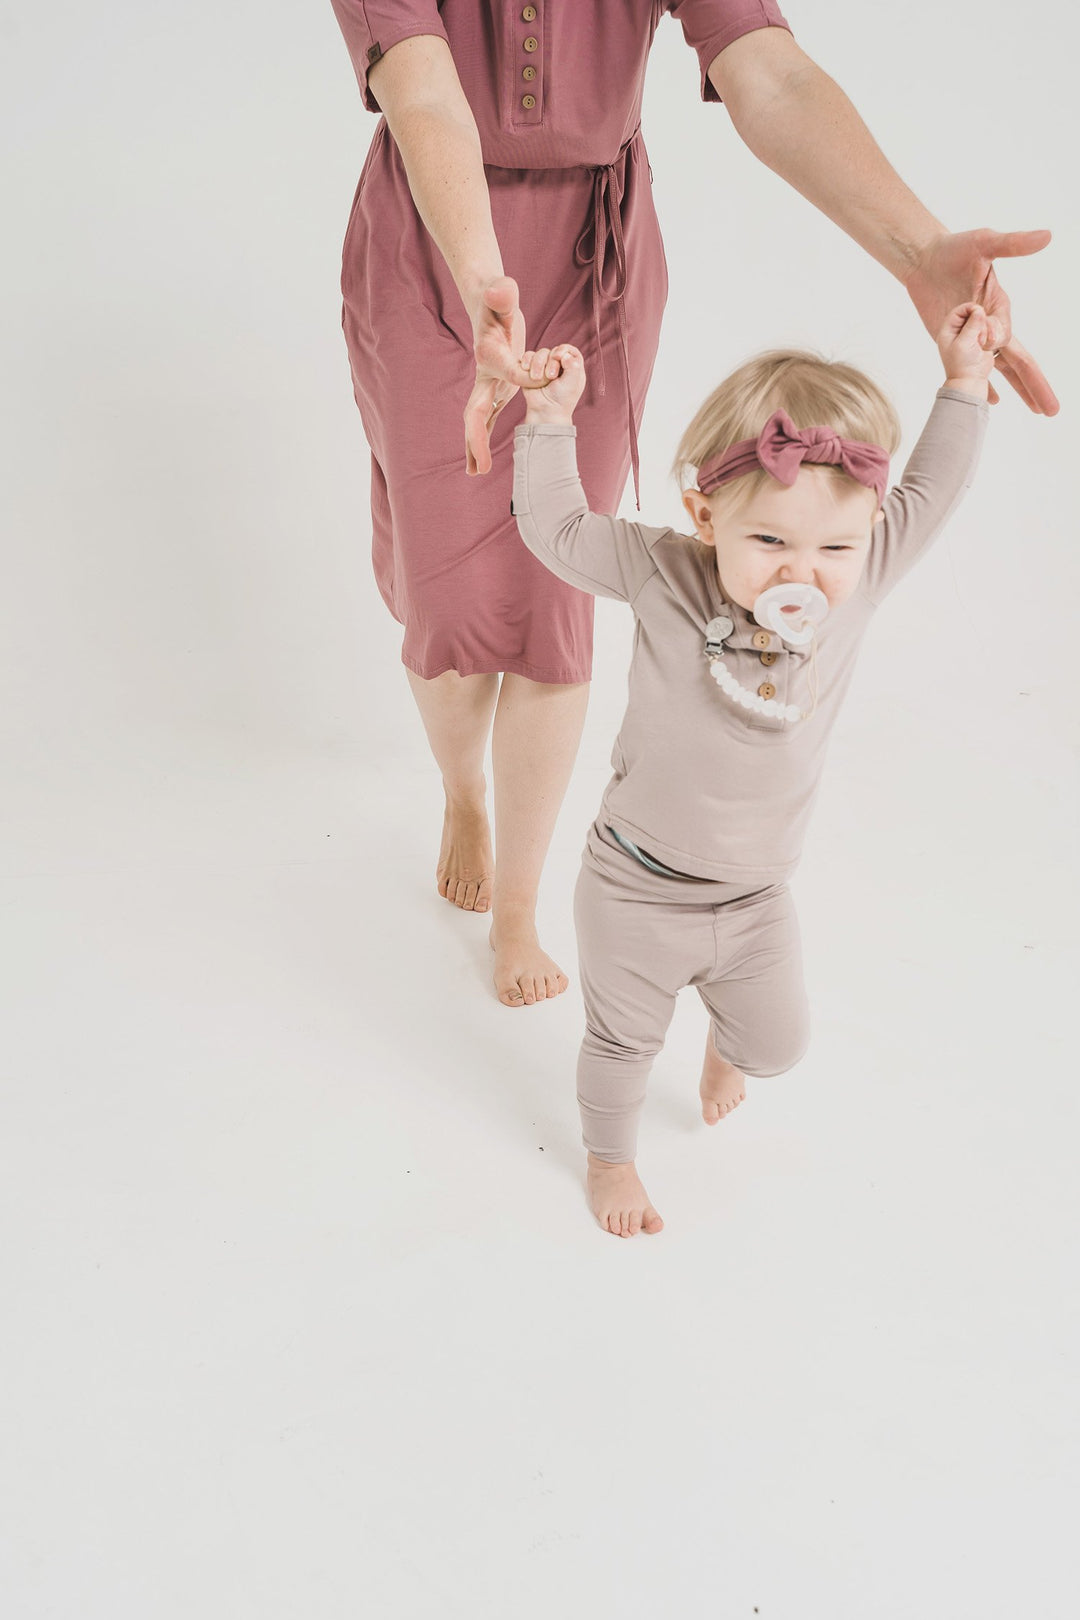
[753, 533, 783, 546]
[823, 545, 853, 552]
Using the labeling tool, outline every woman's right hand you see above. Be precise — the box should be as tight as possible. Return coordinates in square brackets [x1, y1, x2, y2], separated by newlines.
[464, 276, 534, 476]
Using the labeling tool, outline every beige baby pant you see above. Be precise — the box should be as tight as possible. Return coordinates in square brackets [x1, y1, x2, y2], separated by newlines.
[575, 822, 811, 1163]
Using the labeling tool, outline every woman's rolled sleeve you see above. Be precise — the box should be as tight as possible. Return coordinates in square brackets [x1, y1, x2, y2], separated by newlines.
[329, 1, 450, 113]
[666, 0, 793, 103]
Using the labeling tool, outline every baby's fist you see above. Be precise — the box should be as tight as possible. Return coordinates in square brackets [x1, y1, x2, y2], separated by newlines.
[937, 301, 999, 386]
[520, 343, 586, 423]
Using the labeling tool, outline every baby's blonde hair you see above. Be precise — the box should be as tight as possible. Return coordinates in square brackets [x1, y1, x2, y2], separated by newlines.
[672, 349, 903, 512]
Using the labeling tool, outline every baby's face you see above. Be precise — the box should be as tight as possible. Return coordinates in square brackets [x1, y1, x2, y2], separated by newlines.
[683, 468, 882, 616]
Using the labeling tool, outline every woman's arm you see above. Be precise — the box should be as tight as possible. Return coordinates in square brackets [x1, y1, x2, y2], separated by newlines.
[366, 36, 532, 471]
[707, 29, 1057, 416]
[367, 37, 501, 317]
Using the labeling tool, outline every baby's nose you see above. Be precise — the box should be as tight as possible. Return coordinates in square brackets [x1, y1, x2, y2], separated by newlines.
[777, 560, 816, 586]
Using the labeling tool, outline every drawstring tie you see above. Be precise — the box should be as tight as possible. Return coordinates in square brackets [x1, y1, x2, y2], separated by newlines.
[573, 139, 641, 509]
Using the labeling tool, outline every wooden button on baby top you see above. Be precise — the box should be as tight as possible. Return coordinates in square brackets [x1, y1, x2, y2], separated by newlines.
[522, 65, 537, 79]
[751, 629, 771, 650]
[759, 649, 778, 667]
[758, 682, 777, 700]
[522, 5, 538, 19]
[523, 36, 539, 52]
[522, 94, 536, 108]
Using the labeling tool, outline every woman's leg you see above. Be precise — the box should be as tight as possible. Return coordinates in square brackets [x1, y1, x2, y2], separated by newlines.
[405, 668, 499, 913]
[489, 673, 590, 1007]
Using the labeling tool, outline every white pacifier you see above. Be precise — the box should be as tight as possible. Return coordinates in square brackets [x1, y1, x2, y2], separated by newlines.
[751, 583, 829, 648]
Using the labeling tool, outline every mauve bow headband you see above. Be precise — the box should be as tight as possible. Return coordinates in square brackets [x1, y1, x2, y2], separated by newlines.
[696, 408, 890, 507]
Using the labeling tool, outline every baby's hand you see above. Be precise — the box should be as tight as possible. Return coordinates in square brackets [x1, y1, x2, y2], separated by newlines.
[520, 343, 586, 424]
[937, 302, 999, 398]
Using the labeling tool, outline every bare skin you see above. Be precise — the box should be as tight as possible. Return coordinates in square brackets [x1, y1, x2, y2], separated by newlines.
[407, 668, 497, 915]
[407, 667, 587, 1004]
[489, 674, 587, 1007]
[699, 1035, 747, 1125]
[489, 907, 568, 1007]
[587, 1154, 664, 1238]
[584, 1036, 745, 1237]
[437, 791, 494, 913]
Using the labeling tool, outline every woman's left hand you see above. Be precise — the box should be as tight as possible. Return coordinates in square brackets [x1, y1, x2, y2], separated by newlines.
[904, 229, 1057, 414]
[464, 276, 533, 477]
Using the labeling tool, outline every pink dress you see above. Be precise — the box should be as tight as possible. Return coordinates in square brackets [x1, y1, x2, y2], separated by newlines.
[329, 0, 792, 683]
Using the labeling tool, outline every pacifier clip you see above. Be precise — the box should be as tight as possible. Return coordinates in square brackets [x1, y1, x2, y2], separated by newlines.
[704, 585, 826, 725]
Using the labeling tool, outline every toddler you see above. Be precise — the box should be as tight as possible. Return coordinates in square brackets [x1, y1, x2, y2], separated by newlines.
[510, 304, 994, 1236]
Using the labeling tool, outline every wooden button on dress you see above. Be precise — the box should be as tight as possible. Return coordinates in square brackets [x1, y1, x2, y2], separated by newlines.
[523, 36, 539, 52]
[751, 629, 771, 650]
[758, 682, 777, 700]
[522, 5, 538, 19]
[522, 94, 536, 108]
[522, 65, 537, 80]
[759, 649, 778, 666]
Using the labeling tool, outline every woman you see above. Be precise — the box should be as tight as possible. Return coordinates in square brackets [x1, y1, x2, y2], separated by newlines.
[328, 1, 1055, 1008]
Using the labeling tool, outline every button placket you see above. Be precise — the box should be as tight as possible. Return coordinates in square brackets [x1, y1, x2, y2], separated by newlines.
[512, 1, 543, 126]
[743, 639, 792, 733]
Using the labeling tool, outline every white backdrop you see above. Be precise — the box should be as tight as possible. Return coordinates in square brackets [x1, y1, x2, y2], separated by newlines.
[2, 4, 1078, 1617]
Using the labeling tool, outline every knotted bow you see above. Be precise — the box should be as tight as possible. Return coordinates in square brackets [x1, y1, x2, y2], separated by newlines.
[696, 408, 889, 507]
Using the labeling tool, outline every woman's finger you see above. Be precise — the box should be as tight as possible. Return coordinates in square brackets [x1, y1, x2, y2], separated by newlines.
[464, 390, 494, 475]
[978, 227, 1052, 261]
[995, 339, 1058, 415]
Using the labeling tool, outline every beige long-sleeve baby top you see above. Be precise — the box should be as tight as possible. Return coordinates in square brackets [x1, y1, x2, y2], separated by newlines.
[512, 387, 988, 883]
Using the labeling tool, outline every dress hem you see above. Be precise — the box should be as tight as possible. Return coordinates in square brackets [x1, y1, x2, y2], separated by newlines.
[401, 649, 592, 686]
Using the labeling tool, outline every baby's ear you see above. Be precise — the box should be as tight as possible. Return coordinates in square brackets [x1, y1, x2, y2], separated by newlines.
[682, 488, 714, 542]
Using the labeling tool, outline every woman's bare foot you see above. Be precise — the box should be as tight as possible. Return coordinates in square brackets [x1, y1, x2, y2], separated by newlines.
[436, 787, 494, 913]
[587, 1154, 664, 1237]
[699, 1034, 746, 1125]
[489, 903, 569, 1007]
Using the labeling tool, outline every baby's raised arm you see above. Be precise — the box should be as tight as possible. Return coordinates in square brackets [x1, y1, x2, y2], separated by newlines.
[861, 304, 994, 602]
[512, 345, 669, 604]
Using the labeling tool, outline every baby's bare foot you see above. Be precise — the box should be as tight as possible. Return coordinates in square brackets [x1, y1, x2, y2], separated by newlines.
[587, 1154, 664, 1238]
[489, 908, 569, 1007]
[699, 1034, 746, 1125]
[436, 788, 494, 913]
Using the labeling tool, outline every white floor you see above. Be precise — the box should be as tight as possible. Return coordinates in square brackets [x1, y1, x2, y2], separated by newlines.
[3, 7, 1075, 1605]
[3, 612, 1077, 1618]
